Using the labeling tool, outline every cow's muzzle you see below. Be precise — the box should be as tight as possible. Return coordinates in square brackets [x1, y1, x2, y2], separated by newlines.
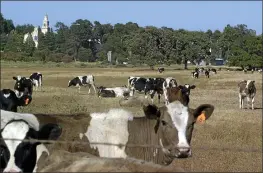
[174, 147, 192, 158]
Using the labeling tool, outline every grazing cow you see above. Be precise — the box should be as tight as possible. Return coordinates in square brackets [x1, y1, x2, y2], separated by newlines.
[158, 67, 165, 73]
[163, 77, 178, 105]
[97, 86, 130, 98]
[68, 75, 96, 94]
[205, 70, 210, 78]
[238, 80, 256, 110]
[29, 72, 43, 91]
[192, 71, 199, 78]
[144, 78, 165, 104]
[0, 110, 62, 173]
[13, 76, 33, 96]
[0, 89, 32, 112]
[14, 89, 214, 167]
[209, 68, 217, 74]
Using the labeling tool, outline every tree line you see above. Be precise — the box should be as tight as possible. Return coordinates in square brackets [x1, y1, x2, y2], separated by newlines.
[0, 13, 262, 68]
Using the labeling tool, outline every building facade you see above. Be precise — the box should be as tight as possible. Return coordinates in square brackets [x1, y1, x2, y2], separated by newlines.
[23, 14, 50, 48]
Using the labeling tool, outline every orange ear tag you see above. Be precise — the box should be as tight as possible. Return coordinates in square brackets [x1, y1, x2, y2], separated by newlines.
[197, 112, 206, 124]
[25, 98, 30, 105]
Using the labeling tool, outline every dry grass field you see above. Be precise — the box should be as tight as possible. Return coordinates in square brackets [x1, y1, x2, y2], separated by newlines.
[1, 62, 262, 172]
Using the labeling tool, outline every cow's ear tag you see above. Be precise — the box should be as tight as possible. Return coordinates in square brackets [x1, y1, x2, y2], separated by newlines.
[197, 112, 206, 124]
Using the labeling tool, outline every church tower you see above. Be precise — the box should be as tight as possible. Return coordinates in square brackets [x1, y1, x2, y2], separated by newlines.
[41, 14, 49, 35]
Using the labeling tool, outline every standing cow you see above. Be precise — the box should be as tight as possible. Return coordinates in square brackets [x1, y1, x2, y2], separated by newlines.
[68, 75, 96, 94]
[13, 76, 33, 97]
[238, 80, 256, 109]
[29, 72, 43, 91]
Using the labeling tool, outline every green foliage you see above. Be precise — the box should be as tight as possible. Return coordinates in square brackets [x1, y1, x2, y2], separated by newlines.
[0, 12, 262, 67]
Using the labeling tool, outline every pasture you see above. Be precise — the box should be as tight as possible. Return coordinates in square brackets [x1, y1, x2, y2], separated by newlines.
[1, 63, 262, 172]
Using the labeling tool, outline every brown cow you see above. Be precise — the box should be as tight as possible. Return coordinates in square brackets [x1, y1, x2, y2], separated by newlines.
[238, 80, 256, 109]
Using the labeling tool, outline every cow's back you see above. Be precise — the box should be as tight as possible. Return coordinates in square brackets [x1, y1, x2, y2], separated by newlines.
[125, 117, 165, 164]
[34, 113, 98, 155]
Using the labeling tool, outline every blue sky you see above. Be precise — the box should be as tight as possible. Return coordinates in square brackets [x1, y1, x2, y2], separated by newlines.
[1, 1, 262, 34]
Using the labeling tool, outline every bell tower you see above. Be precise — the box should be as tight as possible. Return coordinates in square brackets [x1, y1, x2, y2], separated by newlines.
[41, 14, 49, 35]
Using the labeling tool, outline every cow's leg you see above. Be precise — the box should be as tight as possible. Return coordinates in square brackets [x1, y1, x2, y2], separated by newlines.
[239, 94, 242, 109]
[91, 84, 97, 94]
[246, 97, 251, 109]
[35, 81, 39, 91]
[87, 84, 91, 94]
[150, 90, 156, 104]
[78, 86, 81, 93]
[163, 88, 169, 105]
[39, 78, 42, 91]
[251, 96, 255, 110]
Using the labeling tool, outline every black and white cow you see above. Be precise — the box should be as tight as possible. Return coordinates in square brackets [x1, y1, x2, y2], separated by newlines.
[238, 80, 256, 110]
[97, 86, 130, 98]
[163, 77, 178, 105]
[13, 76, 34, 97]
[127, 76, 141, 89]
[144, 78, 165, 104]
[0, 89, 32, 112]
[68, 75, 96, 94]
[29, 72, 42, 91]
[158, 67, 165, 73]
[0, 110, 62, 173]
[129, 77, 148, 96]
[178, 84, 196, 97]
[192, 71, 199, 78]
[204, 70, 209, 78]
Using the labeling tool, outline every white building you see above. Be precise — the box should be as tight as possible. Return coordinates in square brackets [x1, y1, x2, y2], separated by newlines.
[23, 14, 50, 48]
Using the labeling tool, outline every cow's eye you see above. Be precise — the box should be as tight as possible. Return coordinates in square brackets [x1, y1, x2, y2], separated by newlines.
[161, 120, 168, 126]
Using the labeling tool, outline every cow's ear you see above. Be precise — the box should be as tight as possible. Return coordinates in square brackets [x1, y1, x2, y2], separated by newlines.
[143, 104, 160, 120]
[190, 85, 196, 89]
[192, 104, 214, 124]
[38, 123, 62, 142]
[252, 80, 255, 84]
[13, 77, 17, 80]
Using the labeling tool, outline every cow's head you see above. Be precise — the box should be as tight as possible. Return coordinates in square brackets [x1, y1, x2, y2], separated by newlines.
[143, 101, 214, 164]
[0, 120, 62, 173]
[178, 84, 196, 97]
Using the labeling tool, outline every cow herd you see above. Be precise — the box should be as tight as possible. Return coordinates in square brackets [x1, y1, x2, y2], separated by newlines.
[0, 68, 258, 172]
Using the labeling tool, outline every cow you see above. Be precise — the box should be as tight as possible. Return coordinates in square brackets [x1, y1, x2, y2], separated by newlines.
[127, 76, 141, 89]
[68, 75, 96, 94]
[18, 86, 214, 167]
[205, 70, 210, 78]
[163, 77, 178, 105]
[0, 89, 32, 112]
[129, 77, 148, 96]
[97, 88, 116, 98]
[0, 109, 62, 173]
[97, 86, 130, 98]
[192, 71, 199, 78]
[209, 68, 217, 74]
[13, 76, 33, 97]
[158, 68, 165, 73]
[144, 78, 165, 104]
[238, 80, 256, 110]
[29, 72, 43, 91]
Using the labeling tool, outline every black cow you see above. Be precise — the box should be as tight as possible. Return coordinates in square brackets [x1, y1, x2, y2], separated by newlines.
[68, 75, 96, 93]
[29, 72, 43, 91]
[0, 89, 32, 112]
[158, 67, 165, 73]
[205, 70, 210, 78]
[13, 76, 33, 96]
